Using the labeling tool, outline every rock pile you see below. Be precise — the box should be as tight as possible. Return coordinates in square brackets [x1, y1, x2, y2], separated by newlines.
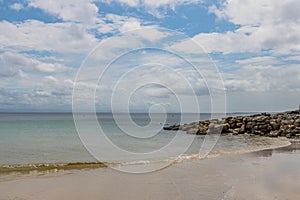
[163, 110, 300, 138]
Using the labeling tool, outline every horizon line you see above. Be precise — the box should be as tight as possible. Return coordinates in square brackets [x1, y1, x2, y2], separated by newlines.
[0, 111, 279, 114]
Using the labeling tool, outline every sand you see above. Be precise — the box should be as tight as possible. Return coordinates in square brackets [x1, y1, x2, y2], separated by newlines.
[0, 142, 300, 200]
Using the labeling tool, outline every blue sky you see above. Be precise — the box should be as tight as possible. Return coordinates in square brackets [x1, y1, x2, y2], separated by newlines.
[0, 0, 299, 112]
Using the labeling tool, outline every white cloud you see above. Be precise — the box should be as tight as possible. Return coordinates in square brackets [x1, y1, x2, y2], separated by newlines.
[210, 0, 300, 26]
[0, 52, 71, 74]
[167, 30, 261, 55]
[119, 19, 141, 32]
[74, 27, 225, 112]
[31, 89, 51, 97]
[203, 0, 300, 54]
[0, 51, 76, 108]
[97, 14, 142, 34]
[28, 0, 99, 24]
[236, 56, 277, 66]
[90, 65, 211, 112]
[0, 13, 147, 57]
[85, 26, 172, 65]
[0, 53, 76, 110]
[104, 0, 204, 17]
[108, 0, 203, 9]
[1, 0, 298, 112]
[188, 24, 300, 54]
[10, 3, 24, 11]
[45, 75, 58, 82]
[224, 64, 300, 93]
[116, 0, 139, 7]
[0, 20, 98, 54]
[35, 63, 63, 73]
[284, 54, 300, 61]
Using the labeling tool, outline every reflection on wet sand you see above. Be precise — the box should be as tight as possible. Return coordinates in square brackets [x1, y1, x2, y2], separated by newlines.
[250, 140, 300, 158]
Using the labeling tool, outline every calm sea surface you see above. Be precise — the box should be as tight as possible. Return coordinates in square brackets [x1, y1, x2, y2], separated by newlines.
[0, 113, 288, 168]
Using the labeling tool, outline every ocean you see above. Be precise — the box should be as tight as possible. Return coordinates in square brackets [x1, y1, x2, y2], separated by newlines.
[0, 113, 290, 174]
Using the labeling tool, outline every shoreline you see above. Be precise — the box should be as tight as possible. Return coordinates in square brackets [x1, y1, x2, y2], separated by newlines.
[0, 136, 292, 177]
[0, 141, 299, 199]
[0, 136, 292, 182]
[0, 162, 107, 176]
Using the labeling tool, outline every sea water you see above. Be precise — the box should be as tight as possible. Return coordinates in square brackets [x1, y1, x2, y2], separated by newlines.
[0, 113, 290, 173]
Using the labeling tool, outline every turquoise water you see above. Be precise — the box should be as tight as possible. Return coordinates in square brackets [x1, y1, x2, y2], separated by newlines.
[0, 113, 288, 168]
[0, 113, 206, 165]
[0, 113, 92, 165]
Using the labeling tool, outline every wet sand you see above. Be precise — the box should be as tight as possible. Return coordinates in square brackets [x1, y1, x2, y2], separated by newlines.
[0, 142, 300, 200]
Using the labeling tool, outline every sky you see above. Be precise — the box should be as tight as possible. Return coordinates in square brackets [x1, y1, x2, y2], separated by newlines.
[0, 0, 299, 113]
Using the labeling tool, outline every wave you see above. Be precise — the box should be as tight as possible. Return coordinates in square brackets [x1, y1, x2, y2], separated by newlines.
[0, 137, 292, 175]
[175, 137, 291, 163]
[0, 162, 107, 175]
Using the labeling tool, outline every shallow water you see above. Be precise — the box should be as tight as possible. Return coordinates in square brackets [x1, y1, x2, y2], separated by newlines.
[0, 113, 289, 174]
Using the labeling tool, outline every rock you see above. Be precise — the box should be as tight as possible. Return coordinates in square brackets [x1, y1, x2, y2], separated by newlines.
[181, 125, 194, 131]
[245, 122, 253, 129]
[236, 122, 243, 127]
[186, 128, 199, 135]
[294, 119, 300, 126]
[232, 128, 241, 135]
[240, 125, 246, 133]
[253, 130, 264, 136]
[222, 123, 230, 133]
[163, 109, 300, 138]
[208, 124, 223, 134]
[282, 119, 293, 125]
[291, 128, 300, 135]
[270, 121, 280, 130]
[269, 130, 280, 137]
[288, 125, 295, 129]
[163, 125, 180, 130]
[243, 117, 249, 123]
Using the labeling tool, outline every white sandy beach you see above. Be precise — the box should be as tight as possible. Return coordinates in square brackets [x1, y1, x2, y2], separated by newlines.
[0, 142, 299, 200]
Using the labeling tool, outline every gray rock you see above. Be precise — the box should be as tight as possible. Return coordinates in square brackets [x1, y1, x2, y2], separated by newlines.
[163, 109, 300, 138]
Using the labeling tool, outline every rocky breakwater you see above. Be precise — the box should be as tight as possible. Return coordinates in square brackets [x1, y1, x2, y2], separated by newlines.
[163, 110, 300, 138]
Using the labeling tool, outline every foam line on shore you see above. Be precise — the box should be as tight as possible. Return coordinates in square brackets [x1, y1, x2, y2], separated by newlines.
[0, 137, 291, 176]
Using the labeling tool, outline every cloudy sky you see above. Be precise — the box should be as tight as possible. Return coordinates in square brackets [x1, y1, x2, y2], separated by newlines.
[0, 0, 299, 112]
